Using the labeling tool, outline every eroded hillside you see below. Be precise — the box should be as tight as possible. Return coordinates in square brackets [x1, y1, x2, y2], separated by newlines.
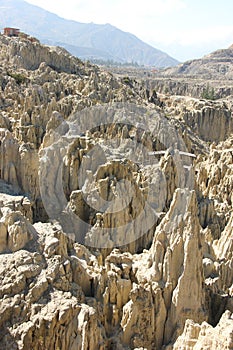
[0, 34, 232, 349]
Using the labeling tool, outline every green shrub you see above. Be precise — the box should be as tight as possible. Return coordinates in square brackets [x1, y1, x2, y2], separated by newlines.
[7, 72, 27, 85]
[122, 76, 130, 84]
[201, 84, 216, 100]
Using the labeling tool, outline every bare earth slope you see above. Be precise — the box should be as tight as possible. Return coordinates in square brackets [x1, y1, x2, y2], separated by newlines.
[110, 45, 233, 100]
[0, 34, 232, 349]
[162, 45, 233, 79]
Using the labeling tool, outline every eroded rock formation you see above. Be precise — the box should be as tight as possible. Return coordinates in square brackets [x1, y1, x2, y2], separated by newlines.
[0, 34, 232, 349]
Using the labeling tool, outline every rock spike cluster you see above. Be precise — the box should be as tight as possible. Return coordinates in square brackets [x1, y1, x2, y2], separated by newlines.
[0, 34, 232, 349]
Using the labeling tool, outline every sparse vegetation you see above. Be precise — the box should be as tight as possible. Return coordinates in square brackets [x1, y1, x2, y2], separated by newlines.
[7, 71, 27, 85]
[88, 58, 141, 68]
[122, 76, 131, 85]
[201, 83, 216, 100]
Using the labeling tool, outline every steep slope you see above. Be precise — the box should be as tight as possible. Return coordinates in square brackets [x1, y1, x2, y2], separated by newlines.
[0, 35, 232, 350]
[162, 45, 233, 78]
[0, 0, 178, 67]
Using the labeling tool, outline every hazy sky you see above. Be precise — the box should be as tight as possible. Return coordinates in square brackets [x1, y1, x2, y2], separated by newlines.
[26, 0, 233, 61]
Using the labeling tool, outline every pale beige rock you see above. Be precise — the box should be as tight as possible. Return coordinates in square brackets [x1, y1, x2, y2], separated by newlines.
[173, 311, 233, 350]
[0, 33, 232, 350]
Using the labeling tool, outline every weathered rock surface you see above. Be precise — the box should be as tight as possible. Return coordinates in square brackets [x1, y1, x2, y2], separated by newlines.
[163, 45, 233, 79]
[148, 44, 233, 99]
[0, 34, 232, 350]
[172, 311, 233, 350]
[146, 77, 233, 100]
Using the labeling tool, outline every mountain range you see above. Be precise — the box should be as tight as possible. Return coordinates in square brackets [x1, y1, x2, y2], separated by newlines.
[0, 0, 179, 67]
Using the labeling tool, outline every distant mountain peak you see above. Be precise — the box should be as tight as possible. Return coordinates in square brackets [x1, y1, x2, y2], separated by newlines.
[0, 0, 179, 67]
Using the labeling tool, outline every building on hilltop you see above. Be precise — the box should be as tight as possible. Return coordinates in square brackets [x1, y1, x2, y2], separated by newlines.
[4, 28, 20, 37]
[2, 28, 39, 43]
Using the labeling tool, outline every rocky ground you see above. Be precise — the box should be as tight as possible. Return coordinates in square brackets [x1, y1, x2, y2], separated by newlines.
[0, 34, 232, 349]
[109, 45, 233, 100]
